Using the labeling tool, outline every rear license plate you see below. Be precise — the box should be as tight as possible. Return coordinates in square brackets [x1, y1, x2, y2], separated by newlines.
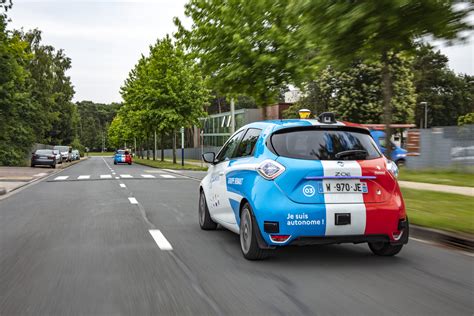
[318, 181, 368, 194]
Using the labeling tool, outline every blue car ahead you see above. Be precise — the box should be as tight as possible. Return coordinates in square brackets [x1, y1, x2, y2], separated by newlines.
[199, 113, 408, 260]
[370, 130, 407, 165]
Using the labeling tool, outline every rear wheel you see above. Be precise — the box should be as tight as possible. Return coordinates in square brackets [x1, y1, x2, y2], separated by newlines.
[368, 242, 403, 256]
[240, 203, 269, 260]
[198, 190, 217, 230]
[114, 161, 117, 165]
[128, 162, 132, 165]
[31, 164, 35, 168]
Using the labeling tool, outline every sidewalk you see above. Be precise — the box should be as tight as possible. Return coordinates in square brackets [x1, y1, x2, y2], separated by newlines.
[398, 181, 473, 196]
[0, 158, 86, 195]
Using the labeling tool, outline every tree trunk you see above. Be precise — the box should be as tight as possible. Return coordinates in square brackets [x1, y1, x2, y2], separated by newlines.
[160, 133, 164, 162]
[146, 134, 150, 160]
[172, 130, 177, 164]
[381, 51, 393, 159]
[153, 130, 156, 161]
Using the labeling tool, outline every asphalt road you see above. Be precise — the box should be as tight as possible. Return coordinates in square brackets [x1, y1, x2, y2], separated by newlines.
[0, 157, 472, 315]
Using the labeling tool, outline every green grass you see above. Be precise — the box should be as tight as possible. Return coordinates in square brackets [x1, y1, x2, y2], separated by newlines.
[402, 188, 474, 234]
[399, 168, 474, 187]
[134, 158, 208, 171]
[87, 151, 115, 156]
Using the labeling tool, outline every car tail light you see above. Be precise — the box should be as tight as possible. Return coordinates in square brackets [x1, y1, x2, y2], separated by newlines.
[386, 160, 399, 178]
[270, 235, 291, 243]
[257, 160, 285, 180]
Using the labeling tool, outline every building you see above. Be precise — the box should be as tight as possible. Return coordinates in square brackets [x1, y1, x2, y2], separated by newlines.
[194, 103, 291, 148]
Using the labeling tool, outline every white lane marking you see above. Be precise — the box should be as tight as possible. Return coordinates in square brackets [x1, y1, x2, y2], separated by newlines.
[128, 197, 138, 204]
[141, 174, 156, 178]
[112, 172, 116, 175]
[163, 169, 182, 174]
[149, 230, 173, 251]
[100, 174, 112, 179]
[120, 183, 126, 188]
[160, 174, 176, 178]
[34, 173, 48, 177]
[120, 174, 133, 178]
[110, 170, 114, 172]
[78, 175, 90, 180]
[115, 177, 120, 179]
[54, 176, 69, 181]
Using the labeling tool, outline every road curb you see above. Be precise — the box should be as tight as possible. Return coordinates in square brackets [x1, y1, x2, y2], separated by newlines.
[410, 224, 473, 252]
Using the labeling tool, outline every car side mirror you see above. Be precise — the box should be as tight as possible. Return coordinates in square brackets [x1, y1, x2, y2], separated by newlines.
[202, 152, 216, 164]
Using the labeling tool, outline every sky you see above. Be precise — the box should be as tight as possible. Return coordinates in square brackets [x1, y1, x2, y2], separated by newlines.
[7, 0, 474, 104]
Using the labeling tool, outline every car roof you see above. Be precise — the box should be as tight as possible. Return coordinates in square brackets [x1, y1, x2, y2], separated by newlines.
[239, 119, 368, 135]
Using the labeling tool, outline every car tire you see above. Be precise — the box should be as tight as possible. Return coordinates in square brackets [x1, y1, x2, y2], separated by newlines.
[368, 242, 403, 256]
[240, 203, 269, 260]
[51, 163, 56, 169]
[128, 162, 132, 165]
[198, 190, 217, 230]
[31, 164, 35, 168]
[114, 161, 117, 165]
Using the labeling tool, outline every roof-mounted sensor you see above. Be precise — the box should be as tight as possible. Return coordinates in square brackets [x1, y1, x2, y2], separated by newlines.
[318, 112, 337, 124]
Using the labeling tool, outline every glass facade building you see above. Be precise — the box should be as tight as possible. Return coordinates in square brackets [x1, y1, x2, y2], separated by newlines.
[200, 109, 263, 147]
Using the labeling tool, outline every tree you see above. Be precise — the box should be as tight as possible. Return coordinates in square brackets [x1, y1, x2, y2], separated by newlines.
[0, 14, 36, 165]
[118, 36, 209, 163]
[284, 57, 416, 124]
[412, 44, 473, 127]
[294, 0, 472, 155]
[174, 0, 305, 105]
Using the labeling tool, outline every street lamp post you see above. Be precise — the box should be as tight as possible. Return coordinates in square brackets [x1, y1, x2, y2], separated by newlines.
[181, 127, 184, 167]
[420, 102, 428, 129]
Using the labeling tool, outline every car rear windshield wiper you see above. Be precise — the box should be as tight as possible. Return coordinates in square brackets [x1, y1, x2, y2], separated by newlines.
[335, 150, 368, 159]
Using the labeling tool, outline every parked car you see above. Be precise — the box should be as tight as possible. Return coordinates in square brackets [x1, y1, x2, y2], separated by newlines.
[31, 149, 57, 168]
[114, 149, 132, 165]
[369, 130, 407, 166]
[199, 112, 408, 260]
[71, 149, 80, 161]
[53, 145, 72, 162]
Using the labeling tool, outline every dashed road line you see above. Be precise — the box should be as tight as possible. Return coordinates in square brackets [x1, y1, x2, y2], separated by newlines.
[149, 229, 173, 250]
[141, 174, 155, 178]
[120, 174, 133, 178]
[77, 175, 90, 180]
[115, 177, 120, 179]
[54, 176, 69, 181]
[128, 197, 138, 204]
[160, 174, 176, 179]
[100, 174, 112, 179]
[120, 183, 126, 188]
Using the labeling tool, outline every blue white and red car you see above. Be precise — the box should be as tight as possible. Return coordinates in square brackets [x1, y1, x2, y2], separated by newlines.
[114, 149, 132, 165]
[199, 112, 408, 260]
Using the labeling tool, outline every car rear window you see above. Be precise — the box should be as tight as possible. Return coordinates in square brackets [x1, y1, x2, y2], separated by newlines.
[117, 150, 125, 154]
[270, 128, 381, 160]
[36, 149, 53, 155]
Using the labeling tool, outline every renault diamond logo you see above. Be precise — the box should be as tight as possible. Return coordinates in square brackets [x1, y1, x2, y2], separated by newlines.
[337, 161, 344, 167]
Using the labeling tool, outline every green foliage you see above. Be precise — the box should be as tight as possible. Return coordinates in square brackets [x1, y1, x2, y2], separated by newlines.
[458, 113, 474, 126]
[117, 35, 209, 159]
[0, 10, 77, 165]
[0, 17, 36, 165]
[412, 44, 473, 127]
[175, 0, 304, 105]
[284, 57, 416, 124]
[77, 101, 120, 150]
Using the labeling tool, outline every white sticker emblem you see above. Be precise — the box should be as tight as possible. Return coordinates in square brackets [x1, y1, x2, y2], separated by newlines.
[303, 185, 315, 197]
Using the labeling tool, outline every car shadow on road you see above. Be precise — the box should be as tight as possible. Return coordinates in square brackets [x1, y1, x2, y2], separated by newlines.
[217, 228, 407, 268]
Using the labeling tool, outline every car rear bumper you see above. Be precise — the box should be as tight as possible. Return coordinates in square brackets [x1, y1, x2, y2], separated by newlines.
[249, 181, 407, 247]
[32, 159, 55, 166]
